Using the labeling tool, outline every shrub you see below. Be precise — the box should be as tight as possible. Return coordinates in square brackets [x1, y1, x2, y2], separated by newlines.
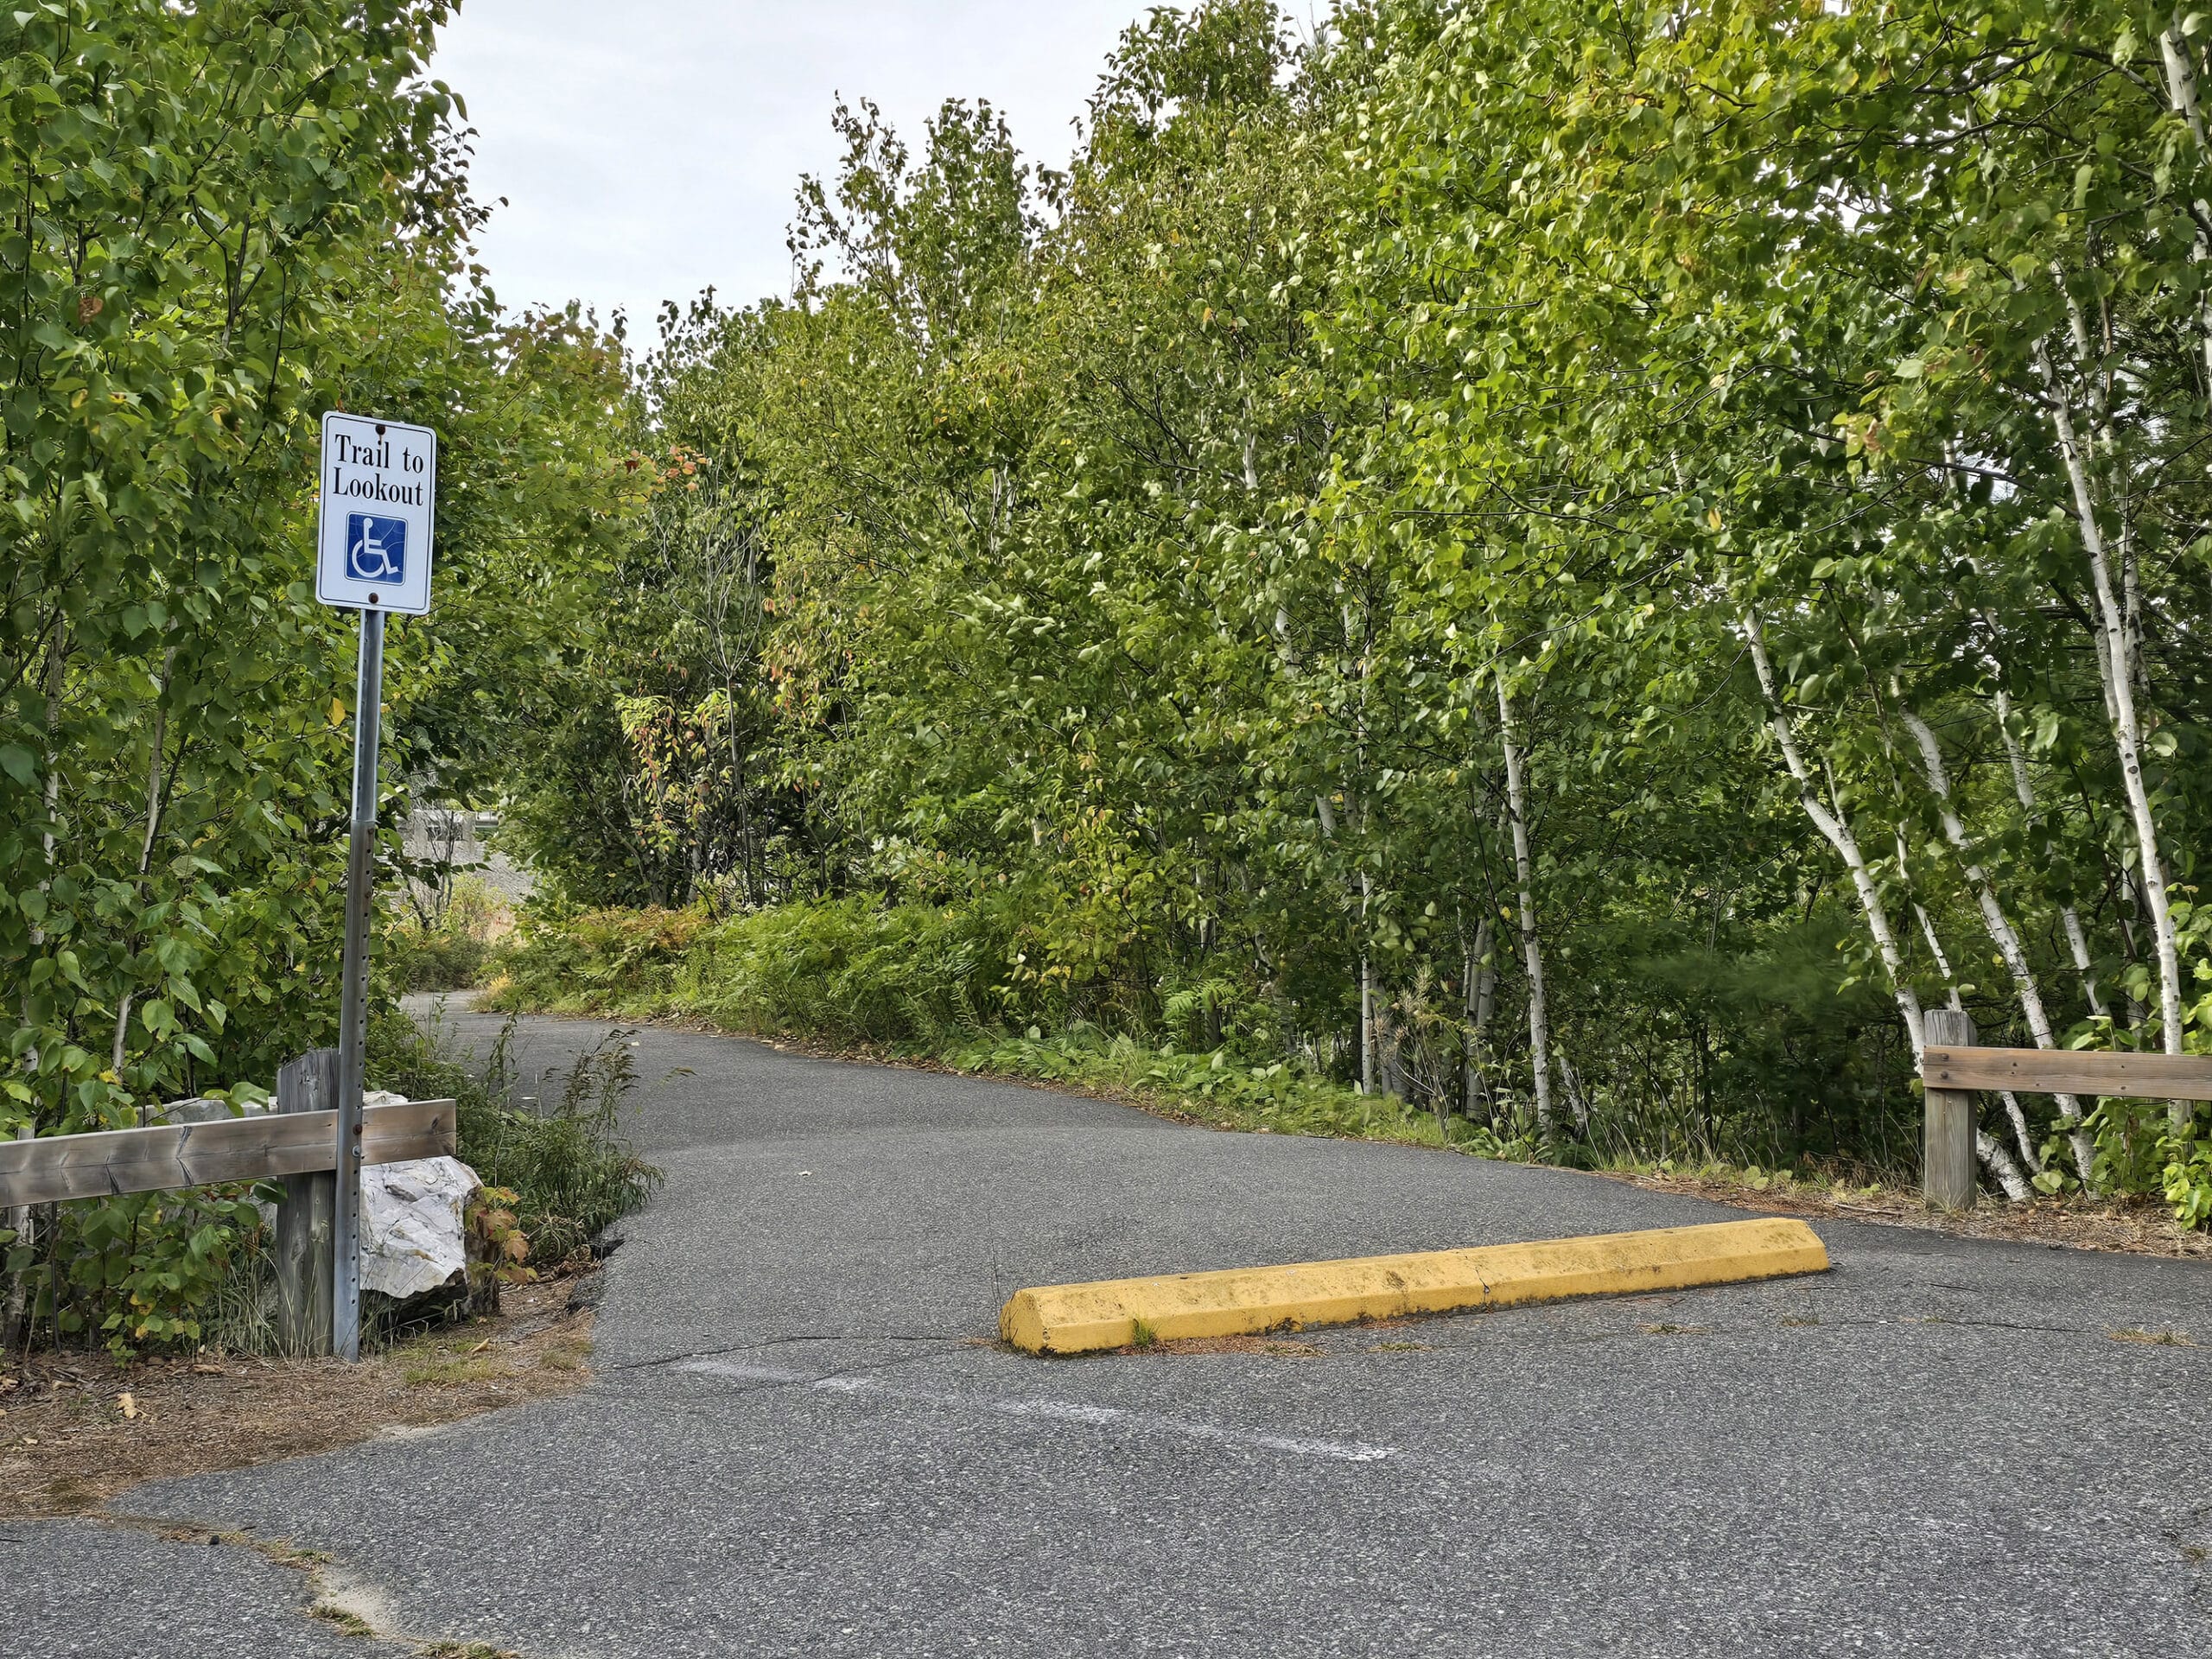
[488, 904, 713, 1012]
[371, 1008, 661, 1270]
[7, 1186, 269, 1360]
[389, 875, 512, 992]
[0, 1012, 665, 1362]
[2164, 1117, 2212, 1230]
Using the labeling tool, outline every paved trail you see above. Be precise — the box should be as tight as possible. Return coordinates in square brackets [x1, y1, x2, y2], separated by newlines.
[10, 1009, 2209, 1657]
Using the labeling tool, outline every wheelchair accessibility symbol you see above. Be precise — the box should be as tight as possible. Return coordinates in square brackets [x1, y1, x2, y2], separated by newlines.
[346, 513, 407, 583]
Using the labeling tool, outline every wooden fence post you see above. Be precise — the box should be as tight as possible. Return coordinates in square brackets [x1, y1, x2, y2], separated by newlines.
[276, 1048, 340, 1356]
[1923, 1008, 1979, 1212]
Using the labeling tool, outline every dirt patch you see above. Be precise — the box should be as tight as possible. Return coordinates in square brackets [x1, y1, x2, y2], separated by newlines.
[0, 1276, 595, 1519]
[1605, 1170, 2212, 1259]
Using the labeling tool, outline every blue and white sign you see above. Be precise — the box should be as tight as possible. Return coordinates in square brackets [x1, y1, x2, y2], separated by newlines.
[316, 411, 435, 615]
[346, 513, 408, 582]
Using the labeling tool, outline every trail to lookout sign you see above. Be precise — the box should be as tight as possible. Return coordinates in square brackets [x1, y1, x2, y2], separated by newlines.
[314, 409, 439, 1358]
[316, 410, 437, 615]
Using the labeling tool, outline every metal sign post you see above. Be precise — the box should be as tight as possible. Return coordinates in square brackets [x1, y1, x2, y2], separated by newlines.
[315, 411, 436, 1361]
[330, 608, 384, 1360]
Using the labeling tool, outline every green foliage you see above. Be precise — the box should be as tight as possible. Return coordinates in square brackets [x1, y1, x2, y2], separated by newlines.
[945, 1028, 1462, 1147]
[568, 0, 2212, 1221]
[493, 896, 1012, 1043]
[0, 0, 461, 1133]
[31, 1185, 266, 1358]
[0, 0, 634, 1124]
[28, 0, 2212, 1240]
[388, 875, 510, 993]
[492, 3, 1977, 1192]
[0, 2, 654, 1355]
[493, 898, 1500, 1152]
[487, 905, 715, 1013]
[2164, 1113, 2212, 1230]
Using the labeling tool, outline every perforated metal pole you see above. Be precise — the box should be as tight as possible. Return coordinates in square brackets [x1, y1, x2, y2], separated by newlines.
[333, 607, 385, 1361]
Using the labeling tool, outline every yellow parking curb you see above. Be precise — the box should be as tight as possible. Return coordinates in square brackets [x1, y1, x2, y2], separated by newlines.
[999, 1217, 1829, 1355]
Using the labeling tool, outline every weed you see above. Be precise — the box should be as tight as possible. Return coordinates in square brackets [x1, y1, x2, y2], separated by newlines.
[1127, 1319, 1159, 1351]
[400, 1356, 508, 1389]
[1637, 1322, 1706, 1336]
[310, 1604, 374, 1637]
[389, 874, 511, 993]
[2107, 1327, 2196, 1347]
[1370, 1341, 1430, 1352]
[540, 1339, 592, 1373]
[372, 1009, 662, 1272]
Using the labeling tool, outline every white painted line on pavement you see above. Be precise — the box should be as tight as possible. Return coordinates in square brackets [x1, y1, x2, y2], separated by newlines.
[674, 1358, 1395, 1462]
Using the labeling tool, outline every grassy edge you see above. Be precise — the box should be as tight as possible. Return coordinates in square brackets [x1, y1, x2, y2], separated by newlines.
[480, 979, 2212, 1261]
[479, 978, 1482, 1152]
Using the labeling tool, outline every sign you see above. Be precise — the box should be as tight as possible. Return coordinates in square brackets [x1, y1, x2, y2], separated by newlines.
[315, 411, 436, 615]
[309, 408, 438, 1358]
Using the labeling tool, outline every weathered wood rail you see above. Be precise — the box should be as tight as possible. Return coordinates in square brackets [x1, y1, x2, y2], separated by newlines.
[1917, 1007, 2206, 1210]
[1921, 1045, 2212, 1102]
[0, 1097, 454, 1207]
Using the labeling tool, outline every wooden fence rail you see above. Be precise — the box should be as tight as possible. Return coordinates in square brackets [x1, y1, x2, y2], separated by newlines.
[1920, 1045, 2212, 1102]
[0, 1097, 455, 1209]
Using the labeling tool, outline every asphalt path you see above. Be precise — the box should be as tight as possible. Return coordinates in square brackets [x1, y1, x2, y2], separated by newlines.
[10, 1005, 2209, 1657]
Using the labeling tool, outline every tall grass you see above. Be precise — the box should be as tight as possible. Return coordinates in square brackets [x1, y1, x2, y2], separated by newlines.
[371, 1007, 663, 1272]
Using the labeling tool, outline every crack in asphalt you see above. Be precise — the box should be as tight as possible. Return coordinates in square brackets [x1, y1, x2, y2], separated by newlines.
[601, 1331, 977, 1374]
[90, 1510, 530, 1659]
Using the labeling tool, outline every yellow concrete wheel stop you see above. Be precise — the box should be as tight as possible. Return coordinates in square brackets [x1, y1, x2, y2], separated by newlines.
[999, 1217, 1828, 1355]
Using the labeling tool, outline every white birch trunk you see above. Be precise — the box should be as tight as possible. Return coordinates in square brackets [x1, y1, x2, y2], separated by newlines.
[1895, 847, 2040, 1186]
[1745, 613, 1924, 1052]
[1898, 707, 2092, 1180]
[2032, 338, 2189, 1128]
[1465, 914, 1496, 1116]
[2159, 19, 2212, 395]
[1976, 1129, 2036, 1203]
[1353, 946, 1371, 1106]
[1556, 1051, 1590, 1133]
[1497, 680, 1554, 1134]
[1358, 842, 1374, 1096]
[21, 629, 65, 1063]
[1992, 689, 2111, 1024]
[30, 629, 63, 951]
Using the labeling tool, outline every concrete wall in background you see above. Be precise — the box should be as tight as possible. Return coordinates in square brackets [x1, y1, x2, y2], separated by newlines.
[403, 809, 536, 904]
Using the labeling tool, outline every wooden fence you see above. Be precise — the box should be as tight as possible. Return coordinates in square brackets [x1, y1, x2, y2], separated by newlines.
[0, 1046, 454, 1354]
[1917, 1007, 2209, 1209]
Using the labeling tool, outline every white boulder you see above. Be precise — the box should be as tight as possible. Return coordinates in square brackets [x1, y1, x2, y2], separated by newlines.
[361, 1154, 484, 1301]
[158, 1096, 268, 1124]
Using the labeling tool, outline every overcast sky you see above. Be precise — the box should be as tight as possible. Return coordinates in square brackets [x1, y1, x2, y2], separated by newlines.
[432, 1, 1156, 334]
